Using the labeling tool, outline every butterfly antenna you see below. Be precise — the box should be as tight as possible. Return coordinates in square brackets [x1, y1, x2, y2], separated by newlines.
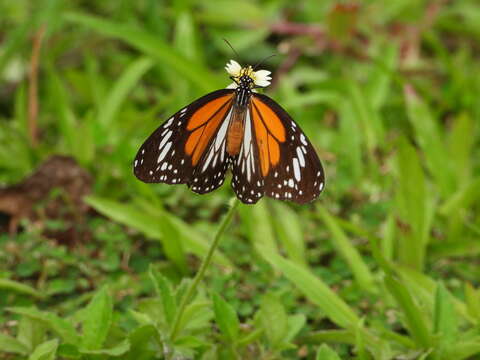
[223, 38, 240, 60]
[253, 54, 277, 70]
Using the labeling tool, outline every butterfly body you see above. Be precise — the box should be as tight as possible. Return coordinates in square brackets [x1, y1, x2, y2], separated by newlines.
[226, 106, 245, 156]
[134, 60, 325, 204]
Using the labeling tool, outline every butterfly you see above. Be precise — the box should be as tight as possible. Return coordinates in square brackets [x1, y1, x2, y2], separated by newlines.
[134, 60, 325, 204]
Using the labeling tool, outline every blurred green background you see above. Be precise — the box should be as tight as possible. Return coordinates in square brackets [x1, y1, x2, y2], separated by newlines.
[1, 0, 480, 359]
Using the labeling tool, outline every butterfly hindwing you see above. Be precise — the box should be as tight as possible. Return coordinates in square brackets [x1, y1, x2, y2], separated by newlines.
[250, 93, 325, 204]
[134, 89, 234, 187]
[230, 106, 265, 204]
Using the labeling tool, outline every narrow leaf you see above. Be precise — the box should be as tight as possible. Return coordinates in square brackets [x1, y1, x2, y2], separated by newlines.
[64, 12, 222, 92]
[316, 344, 342, 360]
[317, 205, 376, 293]
[28, 339, 58, 360]
[80, 286, 113, 350]
[0, 334, 29, 355]
[212, 292, 240, 342]
[260, 294, 288, 350]
[7, 307, 79, 344]
[433, 283, 457, 354]
[149, 266, 177, 324]
[97, 56, 154, 128]
[258, 245, 359, 329]
[0, 278, 45, 299]
[384, 275, 431, 348]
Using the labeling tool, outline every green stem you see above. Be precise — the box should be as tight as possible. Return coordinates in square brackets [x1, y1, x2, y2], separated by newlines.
[169, 198, 240, 341]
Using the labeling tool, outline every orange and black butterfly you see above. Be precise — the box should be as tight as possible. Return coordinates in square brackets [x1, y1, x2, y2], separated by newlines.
[134, 60, 325, 204]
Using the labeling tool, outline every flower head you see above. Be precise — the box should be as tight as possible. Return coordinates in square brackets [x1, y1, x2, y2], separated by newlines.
[225, 60, 272, 89]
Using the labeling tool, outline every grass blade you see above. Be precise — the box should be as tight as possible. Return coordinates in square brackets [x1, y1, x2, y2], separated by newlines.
[64, 12, 223, 92]
[317, 205, 376, 293]
[384, 275, 432, 348]
[97, 56, 154, 129]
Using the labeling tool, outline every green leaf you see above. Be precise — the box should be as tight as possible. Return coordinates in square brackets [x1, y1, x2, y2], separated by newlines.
[396, 267, 471, 323]
[440, 177, 480, 216]
[317, 205, 376, 293]
[260, 294, 288, 350]
[448, 113, 475, 188]
[57, 343, 81, 359]
[366, 43, 398, 110]
[258, 245, 359, 330]
[433, 283, 457, 356]
[239, 201, 278, 256]
[444, 338, 480, 360]
[97, 56, 154, 129]
[28, 339, 58, 360]
[384, 275, 432, 348]
[7, 307, 79, 344]
[404, 86, 455, 195]
[284, 314, 306, 344]
[394, 137, 430, 270]
[347, 80, 385, 153]
[338, 99, 363, 183]
[0, 333, 29, 355]
[17, 316, 46, 352]
[86, 196, 229, 269]
[149, 266, 177, 324]
[316, 344, 342, 360]
[212, 292, 240, 342]
[80, 286, 113, 350]
[272, 202, 307, 266]
[80, 340, 130, 356]
[177, 301, 213, 335]
[0, 278, 45, 299]
[64, 12, 222, 92]
[125, 324, 157, 360]
[465, 283, 480, 321]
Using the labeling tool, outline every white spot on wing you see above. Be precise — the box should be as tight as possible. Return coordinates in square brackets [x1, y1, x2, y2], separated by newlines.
[158, 131, 172, 150]
[293, 158, 301, 182]
[157, 141, 172, 163]
[215, 110, 231, 150]
[296, 147, 305, 167]
[300, 134, 307, 146]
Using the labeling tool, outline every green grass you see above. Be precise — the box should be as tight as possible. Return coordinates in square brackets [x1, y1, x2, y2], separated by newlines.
[1, 0, 480, 359]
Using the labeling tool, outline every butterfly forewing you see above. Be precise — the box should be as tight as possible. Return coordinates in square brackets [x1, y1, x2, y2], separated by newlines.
[134, 89, 234, 187]
[249, 94, 325, 204]
[189, 105, 233, 194]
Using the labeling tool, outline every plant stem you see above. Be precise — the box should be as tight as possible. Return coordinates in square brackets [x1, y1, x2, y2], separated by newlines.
[169, 198, 240, 341]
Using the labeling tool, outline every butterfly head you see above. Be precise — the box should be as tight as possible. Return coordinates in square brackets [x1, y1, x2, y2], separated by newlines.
[225, 60, 272, 90]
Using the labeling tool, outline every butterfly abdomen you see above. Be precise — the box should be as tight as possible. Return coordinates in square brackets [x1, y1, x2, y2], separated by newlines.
[227, 106, 245, 156]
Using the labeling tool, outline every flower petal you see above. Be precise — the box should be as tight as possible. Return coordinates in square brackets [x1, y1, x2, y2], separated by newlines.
[225, 60, 241, 76]
[255, 79, 271, 87]
[253, 69, 272, 87]
[226, 82, 238, 89]
[255, 70, 271, 77]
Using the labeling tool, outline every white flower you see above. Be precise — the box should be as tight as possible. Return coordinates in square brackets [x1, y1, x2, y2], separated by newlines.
[225, 60, 241, 76]
[252, 69, 272, 87]
[225, 60, 272, 89]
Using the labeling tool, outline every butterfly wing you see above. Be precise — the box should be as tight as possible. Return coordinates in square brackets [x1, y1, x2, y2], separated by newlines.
[249, 93, 325, 204]
[230, 106, 265, 204]
[134, 89, 234, 191]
